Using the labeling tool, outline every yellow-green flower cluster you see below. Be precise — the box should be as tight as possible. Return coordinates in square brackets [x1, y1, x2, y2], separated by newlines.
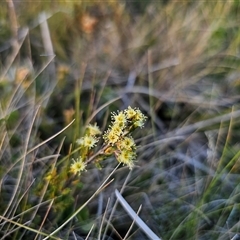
[103, 106, 147, 145]
[69, 108, 146, 175]
[71, 123, 102, 175]
[103, 106, 147, 169]
[76, 123, 101, 149]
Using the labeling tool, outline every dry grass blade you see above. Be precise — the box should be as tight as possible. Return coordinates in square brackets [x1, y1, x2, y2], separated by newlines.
[102, 170, 133, 240]
[2, 1, 240, 239]
[0, 119, 75, 200]
[1, 106, 40, 220]
[0, 215, 60, 240]
[123, 204, 142, 240]
[42, 163, 120, 240]
[115, 189, 161, 240]
[33, 199, 54, 240]
[85, 224, 95, 240]
[86, 96, 121, 124]
[231, 235, 240, 240]
[98, 197, 110, 240]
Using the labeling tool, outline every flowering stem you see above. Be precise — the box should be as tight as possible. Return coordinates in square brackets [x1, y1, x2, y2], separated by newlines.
[86, 144, 110, 164]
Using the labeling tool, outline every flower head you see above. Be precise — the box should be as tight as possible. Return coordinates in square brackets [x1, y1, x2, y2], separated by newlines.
[103, 129, 120, 145]
[84, 135, 98, 148]
[118, 136, 136, 150]
[133, 119, 146, 128]
[111, 111, 127, 125]
[135, 109, 147, 121]
[69, 157, 87, 175]
[132, 109, 147, 128]
[117, 150, 136, 170]
[111, 124, 123, 136]
[125, 106, 137, 119]
[76, 135, 98, 149]
[87, 123, 102, 136]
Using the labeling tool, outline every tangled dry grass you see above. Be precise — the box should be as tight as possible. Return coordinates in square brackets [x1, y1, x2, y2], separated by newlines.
[1, 1, 240, 239]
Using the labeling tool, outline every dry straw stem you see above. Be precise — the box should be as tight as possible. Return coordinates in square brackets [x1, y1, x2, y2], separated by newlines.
[33, 199, 55, 240]
[39, 11, 56, 88]
[1, 106, 40, 222]
[123, 204, 142, 240]
[115, 189, 161, 240]
[85, 223, 95, 240]
[0, 214, 60, 240]
[86, 96, 121, 124]
[5, 0, 20, 67]
[141, 107, 240, 151]
[33, 138, 66, 240]
[0, 119, 75, 222]
[97, 197, 110, 240]
[102, 169, 133, 239]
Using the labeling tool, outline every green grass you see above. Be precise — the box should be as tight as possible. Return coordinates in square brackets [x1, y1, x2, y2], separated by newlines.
[2, 0, 240, 239]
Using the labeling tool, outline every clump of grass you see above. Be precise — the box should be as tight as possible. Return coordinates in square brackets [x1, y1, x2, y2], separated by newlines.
[2, 1, 240, 239]
[0, 67, 147, 239]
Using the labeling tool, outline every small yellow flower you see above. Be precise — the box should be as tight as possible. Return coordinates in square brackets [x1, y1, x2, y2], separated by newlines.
[133, 119, 145, 128]
[87, 123, 102, 136]
[103, 129, 120, 145]
[70, 157, 87, 175]
[135, 109, 147, 121]
[131, 109, 147, 128]
[76, 135, 98, 149]
[84, 135, 98, 148]
[112, 111, 127, 124]
[111, 124, 123, 136]
[114, 121, 125, 130]
[125, 106, 137, 119]
[117, 150, 136, 170]
[118, 136, 136, 150]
